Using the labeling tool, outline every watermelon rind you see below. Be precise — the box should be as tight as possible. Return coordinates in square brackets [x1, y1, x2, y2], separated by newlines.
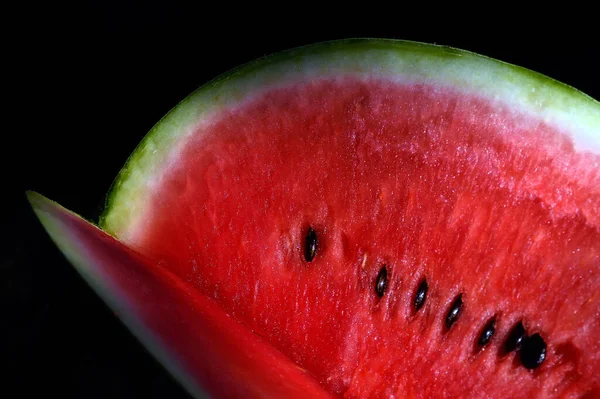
[97, 38, 600, 240]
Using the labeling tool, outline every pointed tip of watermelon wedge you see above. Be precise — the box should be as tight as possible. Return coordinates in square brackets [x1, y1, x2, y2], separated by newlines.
[26, 190, 336, 399]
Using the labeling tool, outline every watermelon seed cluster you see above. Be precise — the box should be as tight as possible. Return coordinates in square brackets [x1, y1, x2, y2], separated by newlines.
[303, 227, 547, 370]
[504, 321, 547, 369]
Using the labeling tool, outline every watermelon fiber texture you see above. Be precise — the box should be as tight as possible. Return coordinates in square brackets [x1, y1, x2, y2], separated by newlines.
[27, 39, 600, 398]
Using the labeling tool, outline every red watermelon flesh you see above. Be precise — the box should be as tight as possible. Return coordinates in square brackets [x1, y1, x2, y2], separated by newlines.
[115, 78, 599, 397]
[29, 40, 600, 398]
[26, 191, 335, 399]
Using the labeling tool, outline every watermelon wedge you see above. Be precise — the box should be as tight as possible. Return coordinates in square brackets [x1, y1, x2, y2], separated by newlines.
[26, 191, 334, 399]
[28, 39, 599, 398]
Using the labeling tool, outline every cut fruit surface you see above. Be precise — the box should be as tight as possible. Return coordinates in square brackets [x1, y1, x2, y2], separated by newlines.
[29, 39, 600, 398]
[99, 39, 600, 240]
[26, 192, 335, 399]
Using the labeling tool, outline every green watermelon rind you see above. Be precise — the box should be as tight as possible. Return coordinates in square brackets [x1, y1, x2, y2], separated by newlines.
[98, 38, 600, 238]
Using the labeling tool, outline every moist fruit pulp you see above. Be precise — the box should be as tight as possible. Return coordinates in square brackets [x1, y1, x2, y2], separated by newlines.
[114, 77, 599, 397]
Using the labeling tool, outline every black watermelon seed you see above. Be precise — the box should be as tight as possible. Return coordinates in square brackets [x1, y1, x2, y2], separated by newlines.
[445, 294, 463, 330]
[375, 266, 388, 298]
[520, 333, 547, 369]
[414, 279, 428, 312]
[504, 321, 527, 353]
[304, 227, 318, 262]
[477, 317, 496, 348]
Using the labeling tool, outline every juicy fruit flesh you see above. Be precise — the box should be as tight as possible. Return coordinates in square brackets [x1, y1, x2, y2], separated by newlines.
[27, 193, 335, 399]
[122, 77, 599, 397]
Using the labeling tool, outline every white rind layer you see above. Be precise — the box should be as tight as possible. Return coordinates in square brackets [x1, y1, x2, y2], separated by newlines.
[98, 38, 600, 238]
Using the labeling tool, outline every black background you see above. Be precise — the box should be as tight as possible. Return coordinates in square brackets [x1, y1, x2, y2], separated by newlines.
[4, 5, 599, 398]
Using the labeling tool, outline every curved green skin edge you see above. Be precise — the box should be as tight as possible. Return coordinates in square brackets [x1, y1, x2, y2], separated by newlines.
[99, 38, 600, 238]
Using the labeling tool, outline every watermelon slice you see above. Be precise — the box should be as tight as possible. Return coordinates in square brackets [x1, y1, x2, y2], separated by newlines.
[28, 39, 600, 398]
